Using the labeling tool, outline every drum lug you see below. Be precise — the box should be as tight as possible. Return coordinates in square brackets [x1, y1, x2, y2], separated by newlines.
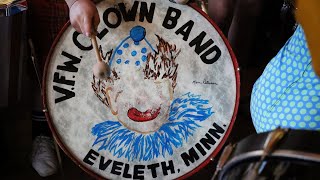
[263, 128, 288, 155]
[211, 143, 235, 180]
[244, 128, 289, 180]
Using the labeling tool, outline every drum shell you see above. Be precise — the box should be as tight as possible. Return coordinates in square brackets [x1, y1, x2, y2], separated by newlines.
[219, 129, 320, 180]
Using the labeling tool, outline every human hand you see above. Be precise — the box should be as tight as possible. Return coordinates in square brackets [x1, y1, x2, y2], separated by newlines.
[67, 0, 100, 37]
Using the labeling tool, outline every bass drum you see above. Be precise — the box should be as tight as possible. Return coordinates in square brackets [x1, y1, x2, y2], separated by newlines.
[218, 129, 320, 180]
[43, 0, 239, 179]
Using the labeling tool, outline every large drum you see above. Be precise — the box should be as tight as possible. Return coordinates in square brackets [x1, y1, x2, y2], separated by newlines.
[43, 0, 239, 179]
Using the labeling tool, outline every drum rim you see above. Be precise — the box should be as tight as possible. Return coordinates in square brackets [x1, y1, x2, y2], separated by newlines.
[219, 149, 320, 180]
[42, 1, 240, 179]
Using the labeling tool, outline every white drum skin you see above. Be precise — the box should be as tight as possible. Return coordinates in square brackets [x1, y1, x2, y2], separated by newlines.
[43, 0, 239, 179]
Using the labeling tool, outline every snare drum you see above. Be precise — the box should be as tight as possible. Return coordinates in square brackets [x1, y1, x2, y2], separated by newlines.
[43, 0, 239, 179]
[217, 129, 320, 180]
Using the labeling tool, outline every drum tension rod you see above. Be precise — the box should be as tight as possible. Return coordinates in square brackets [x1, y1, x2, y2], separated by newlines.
[245, 128, 289, 180]
[211, 143, 235, 180]
[199, 0, 208, 14]
[28, 38, 42, 91]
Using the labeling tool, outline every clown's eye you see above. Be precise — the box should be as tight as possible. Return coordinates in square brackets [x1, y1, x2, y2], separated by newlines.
[115, 90, 123, 103]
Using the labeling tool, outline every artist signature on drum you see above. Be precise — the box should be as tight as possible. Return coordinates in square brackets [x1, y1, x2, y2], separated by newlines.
[192, 80, 218, 85]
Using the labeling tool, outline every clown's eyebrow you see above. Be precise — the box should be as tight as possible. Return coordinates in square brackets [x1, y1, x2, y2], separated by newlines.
[115, 90, 123, 103]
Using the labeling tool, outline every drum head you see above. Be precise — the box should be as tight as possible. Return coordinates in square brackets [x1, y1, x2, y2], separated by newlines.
[43, 0, 239, 179]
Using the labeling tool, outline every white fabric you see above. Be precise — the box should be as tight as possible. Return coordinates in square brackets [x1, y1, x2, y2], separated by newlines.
[31, 136, 58, 177]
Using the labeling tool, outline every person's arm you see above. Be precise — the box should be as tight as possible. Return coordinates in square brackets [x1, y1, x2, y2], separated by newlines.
[65, 0, 100, 37]
[296, 0, 320, 77]
[208, 0, 235, 35]
[64, 0, 189, 37]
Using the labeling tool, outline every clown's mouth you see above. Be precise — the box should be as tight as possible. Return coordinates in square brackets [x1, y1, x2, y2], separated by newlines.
[127, 107, 161, 122]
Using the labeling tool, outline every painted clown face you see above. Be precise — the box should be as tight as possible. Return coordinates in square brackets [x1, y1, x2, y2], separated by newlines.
[92, 26, 180, 133]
